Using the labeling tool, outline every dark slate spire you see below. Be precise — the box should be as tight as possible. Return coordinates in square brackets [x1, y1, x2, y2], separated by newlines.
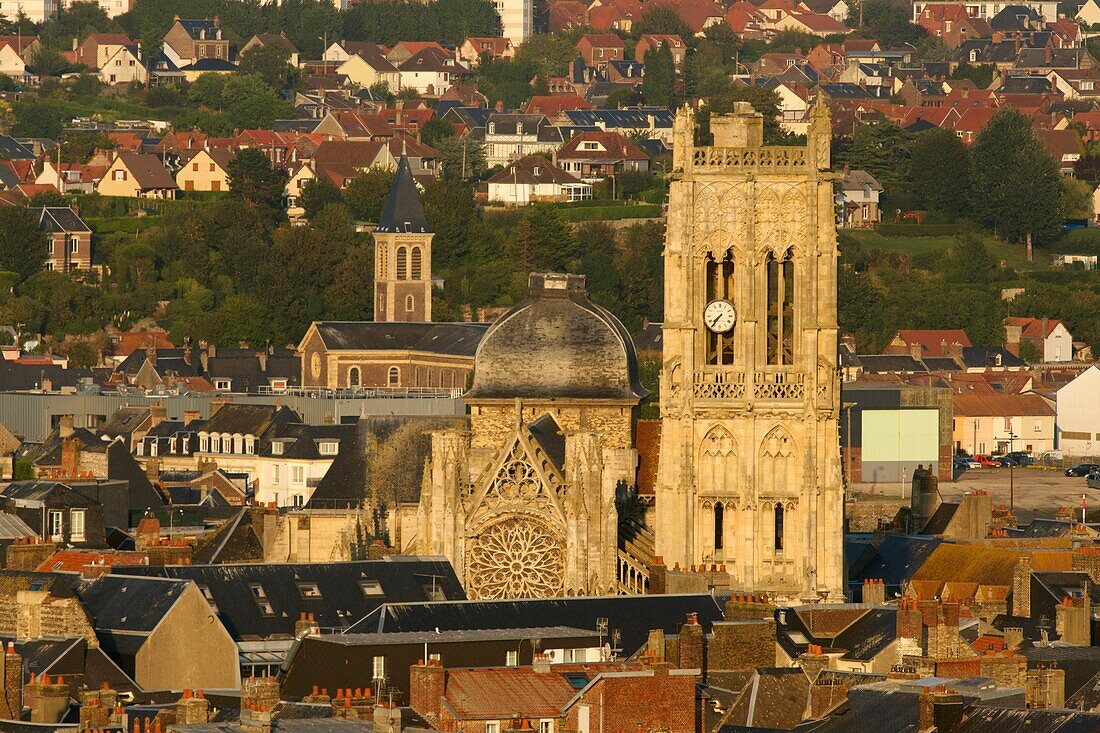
[375, 155, 431, 234]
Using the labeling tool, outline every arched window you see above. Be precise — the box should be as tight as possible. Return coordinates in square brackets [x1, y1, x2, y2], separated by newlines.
[348, 367, 361, 388]
[396, 247, 408, 280]
[766, 250, 795, 365]
[387, 367, 400, 387]
[774, 504, 784, 551]
[705, 250, 736, 366]
[713, 503, 724, 550]
[405, 295, 415, 311]
[411, 247, 422, 279]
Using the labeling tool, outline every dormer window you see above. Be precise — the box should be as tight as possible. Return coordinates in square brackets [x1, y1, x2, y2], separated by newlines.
[533, 166, 541, 176]
[272, 442, 284, 455]
[319, 441, 338, 456]
[488, 122, 495, 134]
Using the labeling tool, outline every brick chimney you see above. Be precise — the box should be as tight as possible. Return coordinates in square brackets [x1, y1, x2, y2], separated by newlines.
[909, 342, 923, 361]
[59, 415, 74, 439]
[649, 555, 667, 594]
[149, 402, 167, 428]
[408, 659, 445, 728]
[0, 642, 22, 719]
[1013, 556, 1032, 617]
[183, 409, 201, 425]
[918, 689, 934, 733]
[896, 596, 923, 650]
[532, 652, 551, 673]
[134, 514, 161, 552]
[145, 457, 160, 483]
[797, 644, 830, 683]
[61, 438, 81, 477]
[679, 612, 703, 672]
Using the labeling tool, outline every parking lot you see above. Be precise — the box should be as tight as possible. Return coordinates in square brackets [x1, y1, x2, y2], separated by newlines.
[939, 467, 1097, 523]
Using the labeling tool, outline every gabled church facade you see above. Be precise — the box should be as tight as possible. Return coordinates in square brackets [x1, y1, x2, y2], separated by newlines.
[416, 273, 645, 598]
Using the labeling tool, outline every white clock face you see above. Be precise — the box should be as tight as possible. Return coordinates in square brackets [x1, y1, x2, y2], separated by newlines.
[704, 299, 737, 334]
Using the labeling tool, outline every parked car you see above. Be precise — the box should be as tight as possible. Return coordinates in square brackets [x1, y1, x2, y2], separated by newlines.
[1066, 464, 1100, 477]
[1088, 472, 1100, 490]
[954, 457, 980, 470]
[978, 457, 1002, 468]
[999, 453, 1034, 467]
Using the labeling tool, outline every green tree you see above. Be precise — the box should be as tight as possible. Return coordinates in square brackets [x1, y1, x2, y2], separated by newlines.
[221, 74, 296, 129]
[40, 0, 121, 45]
[513, 33, 576, 78]
[971, 108, 1064, 255]
[0, 207, 46, 280]
[188, 73, 227, 107]
[1062, 176, 1094, 220]
[423, 178, 478, 266]
[228, 148, 288, 214]
[909, 127, 971, 219]
[635, 4, 693, 41]
[11, 100, 67, 138]
[950, 61, 994, 89]
[420, 117, 455, 147]
[436, 136, 486, 180]
[767, 29, 819, 54]
[300, 177, 343, 219]
[344, 168, 394, 221]
[642, 44, 676, 107]
[236, 43, 300, 90]
[841, 121, 911, 182]
[27, 47, 71, 77]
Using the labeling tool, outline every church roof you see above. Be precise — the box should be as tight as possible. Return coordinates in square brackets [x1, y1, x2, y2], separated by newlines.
[375, 155, 431, 234]
[465, 273, 647, 402]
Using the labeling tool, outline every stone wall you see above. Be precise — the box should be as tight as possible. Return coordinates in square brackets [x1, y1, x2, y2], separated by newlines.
[846, 497, 906, 533]
[469, 403, 634, 451]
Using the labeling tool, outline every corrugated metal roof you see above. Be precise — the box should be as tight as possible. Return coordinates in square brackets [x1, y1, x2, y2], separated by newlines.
[0, 511, 35, 540]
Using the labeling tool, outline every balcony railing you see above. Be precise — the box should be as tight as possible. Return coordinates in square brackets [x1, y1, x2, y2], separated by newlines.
[692, 146, 808, 173]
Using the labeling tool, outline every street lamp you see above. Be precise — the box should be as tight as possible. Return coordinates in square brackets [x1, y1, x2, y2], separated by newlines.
[1007, 428, 1018, 514]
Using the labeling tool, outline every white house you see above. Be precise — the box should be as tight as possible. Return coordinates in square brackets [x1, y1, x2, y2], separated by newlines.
[1078, 0, 1100, 25]
[1056, 366, 1100, 457]
[495, 0, 533, 44]
[772, 82, 811, 134]
[486, 155, 591, 204]
[836, 168, 882, 228]
[1004, 316, 1074, 363]
[99, 45, 146, 85]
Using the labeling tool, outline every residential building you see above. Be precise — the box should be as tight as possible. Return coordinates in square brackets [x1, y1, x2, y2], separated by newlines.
[562, 108, 676, 145]
[31, 206, 92, 273]
[575, 33, 625, 70]
[96, 153, 179, 199]
[99, 45, 146, 85]
[61, 0, 132, 16]
[0, 481, 103, 546]
[774, 11, 851, 35]
[1055, 365, 1100, 456]
[484, 113, 569, 167]
[75, 33, 132, 69]
[952, 393, 1055, 455]
[0, 36, 38, 78]
[554, 131, 651, 181]
[635, 34, 686, 69]
[911, 0, 1058, 23]
[1004, 316, 1073, 362]
[335, 46, 400, 91]
[883, 329, 972, 359]
[0, 0, 53, 24]
[162, 17, 229, 68]
[1078, 0, 1100, 25]
[396, 48, 460, 96]
[456, 37, 515, 67]
[487, 155, 591, 203]
[837, 168, 882, 227]
[496, 0, 533, 43]
[175, 148, 233, 192]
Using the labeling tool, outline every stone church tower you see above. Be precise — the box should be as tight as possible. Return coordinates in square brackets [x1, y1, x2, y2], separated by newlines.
[374, 155, 433, 323]
[654, 101, 844, 602]
[416, 273, 645, 598]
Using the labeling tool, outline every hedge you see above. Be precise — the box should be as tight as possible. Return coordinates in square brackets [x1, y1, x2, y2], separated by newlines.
[874, 223, 964, 237]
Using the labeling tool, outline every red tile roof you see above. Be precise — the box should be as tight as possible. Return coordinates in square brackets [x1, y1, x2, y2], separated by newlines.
[114, 328, 174, 357]
[952, 393, 1055, 417]
[37, 550, 148, 573]
[443, 667, 579, 719]
[1005, 316, 1064, 339]
[557, 131, 650, 161]
[890, 329, 972, 356]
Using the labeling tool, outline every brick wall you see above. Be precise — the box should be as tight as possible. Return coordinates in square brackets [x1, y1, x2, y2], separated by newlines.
[564, 666, 697, 733]
[470, 403, 633, 451]
[4, 542, 57, 570]
[709, 620, 775, 672]
[408, 660, 445, 728]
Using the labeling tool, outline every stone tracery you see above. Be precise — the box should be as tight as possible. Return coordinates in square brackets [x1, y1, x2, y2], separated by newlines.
[466, 517, 565, 599]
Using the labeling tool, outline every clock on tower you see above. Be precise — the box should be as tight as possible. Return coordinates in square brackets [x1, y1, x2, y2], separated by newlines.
[653, 99, 844, 603]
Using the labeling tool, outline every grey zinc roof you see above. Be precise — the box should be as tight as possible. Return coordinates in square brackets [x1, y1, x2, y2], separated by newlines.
[314, 321, 488, 355]
[0, 511, 35, 539]
[465, 273, 647, 401]
[32, 207, 91, 233]
[375, 155, 430, 234]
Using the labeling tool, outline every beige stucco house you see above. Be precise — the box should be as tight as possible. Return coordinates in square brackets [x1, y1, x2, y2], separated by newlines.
[97, 153, 179, 199]
[176, 148, 233, 192]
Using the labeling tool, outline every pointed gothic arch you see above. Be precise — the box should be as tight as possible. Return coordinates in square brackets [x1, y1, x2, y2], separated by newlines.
[699, 425, 738, 496]
[759, 425, 797, 498]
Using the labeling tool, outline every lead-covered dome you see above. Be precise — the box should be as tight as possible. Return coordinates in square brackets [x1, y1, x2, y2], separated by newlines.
[466, 273, 647, 401]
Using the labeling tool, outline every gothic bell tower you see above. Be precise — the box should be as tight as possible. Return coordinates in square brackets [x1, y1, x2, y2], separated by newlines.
[374, 155, 433, 323]
[654, 100, 844, 602]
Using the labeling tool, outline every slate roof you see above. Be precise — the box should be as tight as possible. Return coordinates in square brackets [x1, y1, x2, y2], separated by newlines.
[362, 594, 726, 655]
[846, 535, 943, 594]
[375, 155, 430, 234]
[75, 574, 189, 632]
[312, 322, 488, 356]
[0, 136, 35, 160]
[487, 156, 581, 185]
[775, 606, 896, 662]
[562, 108, 675, 129]
[113, 153, 177, 190]
[806, 684, 921, 733]
[118, 558, 466, 641]
[853, 354, 927, 373]
[722, 668, 810, 729]
[31, 207, 90, 233]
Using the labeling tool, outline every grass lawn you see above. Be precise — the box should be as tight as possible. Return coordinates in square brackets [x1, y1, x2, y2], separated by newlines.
[847, 230, 1047, 271]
